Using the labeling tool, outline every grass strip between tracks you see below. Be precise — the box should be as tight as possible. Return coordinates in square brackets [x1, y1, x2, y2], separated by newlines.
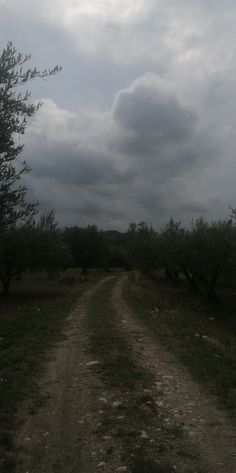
[86, 277, 195, 473]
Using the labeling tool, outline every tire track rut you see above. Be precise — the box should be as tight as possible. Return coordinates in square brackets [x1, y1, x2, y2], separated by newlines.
[111, 276, 236, 473]
[15, 277, 121, 473]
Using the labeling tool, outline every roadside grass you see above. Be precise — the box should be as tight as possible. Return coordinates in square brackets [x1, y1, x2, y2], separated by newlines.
[86, 277, 199, 473]
[123, 274, 236, 414]
[0, 271, 98, 473]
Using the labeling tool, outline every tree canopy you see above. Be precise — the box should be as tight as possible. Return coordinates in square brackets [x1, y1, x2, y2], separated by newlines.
[0, 41, 61, 229]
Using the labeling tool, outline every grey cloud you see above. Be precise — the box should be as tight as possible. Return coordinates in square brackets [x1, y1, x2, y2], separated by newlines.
[109, 74, 198, 163]
[22, 70, 225, 229]
[25, 144, 134, 187]
[108, 75, 211, 185]
[23, 99, 135, 190]
[180, 201, 209, 215]
[113, 81, 197, 143]
[25, 174, 135, 230]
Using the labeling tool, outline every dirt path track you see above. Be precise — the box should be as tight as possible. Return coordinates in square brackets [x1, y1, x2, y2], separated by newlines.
[15, 276, 236, 473]
[15, 277, 123, 473]
[112, 277, 236, 473]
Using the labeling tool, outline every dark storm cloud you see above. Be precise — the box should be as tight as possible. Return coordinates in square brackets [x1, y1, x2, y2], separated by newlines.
[22, 73, 215, 229]
[108, 74, 214, 184]
[110, 75, 198, 160]
[26, 143, 134, 187]
[113, 87, 197, 148]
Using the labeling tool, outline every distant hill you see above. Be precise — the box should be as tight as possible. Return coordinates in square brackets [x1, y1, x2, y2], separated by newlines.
[102, 230, 126, 243]
[102, 230, 123, 238]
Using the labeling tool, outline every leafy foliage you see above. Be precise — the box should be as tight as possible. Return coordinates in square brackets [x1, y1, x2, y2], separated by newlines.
[63, 225, 105, 274]
[0, 212, 71, 296]
[0, 41, 61, 229]
[126, 216, 236, 301]
[187, 218, 236, 299]
[127, 222, 158, 273]
[158, 218, 186, 280]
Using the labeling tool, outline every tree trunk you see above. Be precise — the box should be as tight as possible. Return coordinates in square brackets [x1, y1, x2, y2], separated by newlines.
[206, 270, 219, 302]
[182, 267, 198, 291]
[172, 270, 180, 282]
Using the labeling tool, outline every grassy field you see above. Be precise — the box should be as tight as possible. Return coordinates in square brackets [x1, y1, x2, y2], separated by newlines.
[123, 274, 236, 415]
[0, 271, 98, 472]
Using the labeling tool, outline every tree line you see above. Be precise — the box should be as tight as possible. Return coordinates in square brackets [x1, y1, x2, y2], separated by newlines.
[0, 220, 129, 295]
[127, 216, 236, 301]
[2, 212, 236, 300]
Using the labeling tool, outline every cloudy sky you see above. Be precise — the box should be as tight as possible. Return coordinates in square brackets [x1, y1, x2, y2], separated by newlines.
[1, 0, 236, 230]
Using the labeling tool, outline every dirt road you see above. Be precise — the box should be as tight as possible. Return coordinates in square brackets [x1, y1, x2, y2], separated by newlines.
[15, 276, 236, 473]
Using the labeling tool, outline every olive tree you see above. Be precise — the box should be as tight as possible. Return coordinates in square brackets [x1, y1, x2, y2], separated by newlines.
[158, 218, 186, 281]
[186, 218, 236, 300]
[63, 225, 105, 274]
[0, 212, 71, 296]
[0, 41, 61, 229]
[126, 222, 158, 274]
